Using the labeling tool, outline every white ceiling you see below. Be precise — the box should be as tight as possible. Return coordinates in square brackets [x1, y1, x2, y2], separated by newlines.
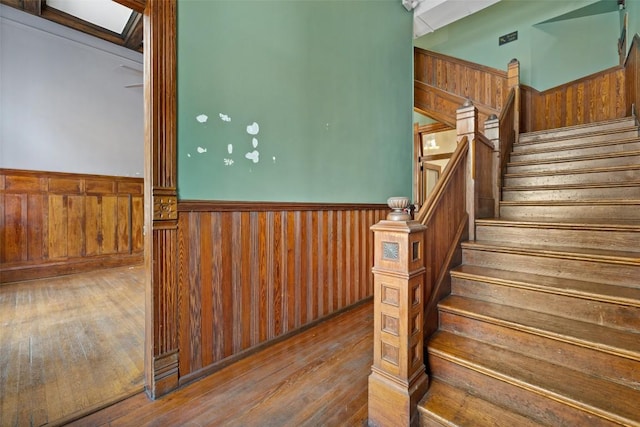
[404, 0, 501, 39]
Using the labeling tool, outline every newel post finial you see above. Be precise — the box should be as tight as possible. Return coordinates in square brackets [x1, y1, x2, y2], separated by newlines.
[368, 198, 428, 426]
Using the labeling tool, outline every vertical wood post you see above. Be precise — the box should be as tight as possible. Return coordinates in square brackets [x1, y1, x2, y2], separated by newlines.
[413, 122, 422, 208]
[457, 101, 478, 240]
[368, 198, 428, 427]
[144, 0, 179, 399]
[507, 58, 520, 142]
[484, 115, 500, 218]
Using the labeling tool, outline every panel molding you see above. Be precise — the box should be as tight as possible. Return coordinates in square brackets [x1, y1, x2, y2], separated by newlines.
[0, 168, 143, 283]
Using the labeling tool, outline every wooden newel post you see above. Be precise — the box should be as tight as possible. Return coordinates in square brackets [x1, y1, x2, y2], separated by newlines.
[508, 58, 521, 142]
[457, 100, 479, 240]
[368, 197, 428, 427]
[484, 115, 500, 218]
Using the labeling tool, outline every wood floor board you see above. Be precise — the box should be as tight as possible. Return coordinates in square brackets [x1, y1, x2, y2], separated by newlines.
[0, 265, 145, 427]
[70, 302, 373, 427]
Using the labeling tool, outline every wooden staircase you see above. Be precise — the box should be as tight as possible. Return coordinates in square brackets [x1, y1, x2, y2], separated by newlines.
[417, 117, 640, 426]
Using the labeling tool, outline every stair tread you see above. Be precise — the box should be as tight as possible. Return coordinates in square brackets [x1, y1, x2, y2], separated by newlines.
[508, 149, 640, 168]
[439, 295, 640, 359]
[500, 199, 640, 206]
[451, 264, 640, 306]
[504, 163, 640, 178]
[463, 240, 640, 265]
[503, 181, 640, 192]
[419, 379, 542, 427]
[517, 124, 638, 145]
[429, 331, 640, 425]
[475, 217, 640, 229]
[518, 117, 636, 139]
[512, 136, 640, 157]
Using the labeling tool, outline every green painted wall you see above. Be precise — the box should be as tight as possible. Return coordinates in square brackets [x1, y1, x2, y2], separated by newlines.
[177, 0, 413, 203]
[627, 0, 640, 53]
[413, 110, 436, 126]
[414, 0, 621, 91]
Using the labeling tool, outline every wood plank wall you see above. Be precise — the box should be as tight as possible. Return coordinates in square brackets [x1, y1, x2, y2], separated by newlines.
[176, 201, 388, 382]
[520, 67, 627, 133]
[414, 48, 508, 113]
[625, 35, 640, 118]
[415, 141, 468, 339]
[0, 169, 144, 283]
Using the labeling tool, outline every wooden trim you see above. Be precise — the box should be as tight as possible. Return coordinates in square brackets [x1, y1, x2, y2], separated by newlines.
[414, 47, 508, 79]
[114, 0, 147, 14]
[144, 0, 179, 399]
[178, 200, 388, 212]
[420, 152, 453, 162]
[416, 122, 453, 134]
[0, 253, 142, 284]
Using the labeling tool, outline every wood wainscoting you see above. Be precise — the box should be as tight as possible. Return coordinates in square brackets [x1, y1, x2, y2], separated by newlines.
[0, 169, 144, 283]
[176, 200, 388, 383]
[520, 66, 627, 133]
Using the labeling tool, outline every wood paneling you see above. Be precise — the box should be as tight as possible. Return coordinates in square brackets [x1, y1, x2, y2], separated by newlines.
[415, 139, 469, 339]
[176, 202, 387, 382]
[625, 35, 640, 118]
[521, 67, 627, 133]
[0, 169, 143, 283]
[414, 47, 508, 124]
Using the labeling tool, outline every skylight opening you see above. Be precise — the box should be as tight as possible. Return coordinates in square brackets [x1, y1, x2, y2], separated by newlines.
[47, 0, 134, 34]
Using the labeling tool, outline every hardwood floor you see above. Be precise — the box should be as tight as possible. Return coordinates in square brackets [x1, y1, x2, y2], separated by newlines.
[0, 265, 145, 427]
[69, 301, 373, 427]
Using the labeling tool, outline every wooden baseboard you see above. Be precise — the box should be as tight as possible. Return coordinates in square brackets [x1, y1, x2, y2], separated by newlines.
[0, 253, 143, 284]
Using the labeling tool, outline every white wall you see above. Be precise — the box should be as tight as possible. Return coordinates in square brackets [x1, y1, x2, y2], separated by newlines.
[0, 4, 143, 177]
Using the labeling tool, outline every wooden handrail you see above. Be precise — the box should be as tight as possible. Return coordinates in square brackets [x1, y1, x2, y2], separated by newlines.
[415, 136, 469, 224]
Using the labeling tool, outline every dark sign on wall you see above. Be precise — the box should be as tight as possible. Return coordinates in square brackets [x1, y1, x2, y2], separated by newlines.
[499, 31, 518, 46]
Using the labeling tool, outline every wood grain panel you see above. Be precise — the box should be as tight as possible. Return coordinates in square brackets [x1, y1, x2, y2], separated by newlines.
[521, 67, 628, 133]
[414, 47, 508, 120]
[0, 169, 144, 283]
[415, 139, 469, 338]
[625, 35, 640, 118]
[176, 202, 387, 381]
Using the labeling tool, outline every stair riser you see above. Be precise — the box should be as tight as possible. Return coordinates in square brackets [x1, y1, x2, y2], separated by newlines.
[462, 247, 639, 287]
[499, 204, 640, 221]
[515, 129, 639, 151]
[502, 185, 640, 201]
[511, 140, 640, 163]
[439, 311, 640, 388]
[417, 414, 449, 427]
[475, 224, 640, 253]
[518, 120, 637, 143]
[507, 154, 640, 174]
[503, 169, 639, 186]
[428, 354, 618, 427]
[450, 278, 640, 333]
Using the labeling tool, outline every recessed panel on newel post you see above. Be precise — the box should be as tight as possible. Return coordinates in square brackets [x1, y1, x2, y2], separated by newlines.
[368, 197, 428, 427]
